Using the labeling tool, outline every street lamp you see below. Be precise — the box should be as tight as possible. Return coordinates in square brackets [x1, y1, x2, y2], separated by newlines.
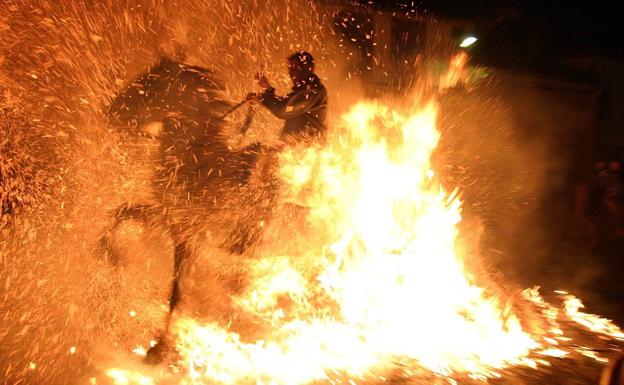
[459, 36, 478, 48]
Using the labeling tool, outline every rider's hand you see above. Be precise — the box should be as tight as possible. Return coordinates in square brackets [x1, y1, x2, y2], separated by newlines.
[255, 72, 271, 89]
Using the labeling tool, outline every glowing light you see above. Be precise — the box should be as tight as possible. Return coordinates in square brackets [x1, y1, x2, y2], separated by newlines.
[439, 52, 470, 90]
[459, 36, 478, 48]
[537, 348, 569, 358]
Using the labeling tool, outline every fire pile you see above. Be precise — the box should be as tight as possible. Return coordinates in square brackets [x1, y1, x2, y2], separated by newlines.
[102, 96, 624, 385]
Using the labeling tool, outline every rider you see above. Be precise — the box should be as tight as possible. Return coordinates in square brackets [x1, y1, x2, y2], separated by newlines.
[247, 51, 328, 143]
[224, 52, 329, 254]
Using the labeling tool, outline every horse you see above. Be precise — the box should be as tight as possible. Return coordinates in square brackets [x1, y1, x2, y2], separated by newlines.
[98, 56, 279, 363]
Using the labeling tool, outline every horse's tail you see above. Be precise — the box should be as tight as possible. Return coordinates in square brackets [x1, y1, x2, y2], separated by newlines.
[96, 202, 166, 266]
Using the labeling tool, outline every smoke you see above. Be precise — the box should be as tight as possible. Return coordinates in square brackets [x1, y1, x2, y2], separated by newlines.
[431, 73, 598, 296]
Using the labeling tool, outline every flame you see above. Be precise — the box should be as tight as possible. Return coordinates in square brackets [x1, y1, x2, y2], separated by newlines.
[439, 51, 469, 90]
[560, 292, 624, 340]
[162, 99, 541, 385]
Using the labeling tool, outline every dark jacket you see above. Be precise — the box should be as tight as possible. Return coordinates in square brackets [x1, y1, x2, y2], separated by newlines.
[260, 74, 327, 140]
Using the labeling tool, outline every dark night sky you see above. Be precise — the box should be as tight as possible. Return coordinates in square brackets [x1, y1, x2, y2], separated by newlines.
[369, 1, 624, 62]
[454, 0, 624, 56]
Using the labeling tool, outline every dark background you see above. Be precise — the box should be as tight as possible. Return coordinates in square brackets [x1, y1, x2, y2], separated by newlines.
[365, 1, 624, 64]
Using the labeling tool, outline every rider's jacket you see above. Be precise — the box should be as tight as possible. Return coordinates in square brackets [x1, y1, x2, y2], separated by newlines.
[259, 74, 327, 141]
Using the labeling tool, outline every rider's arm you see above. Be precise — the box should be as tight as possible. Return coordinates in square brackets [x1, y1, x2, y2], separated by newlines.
[260, 87, 324, 119]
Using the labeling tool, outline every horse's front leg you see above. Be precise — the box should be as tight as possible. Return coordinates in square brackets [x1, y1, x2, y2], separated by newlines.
[144, 232, 192, 364]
